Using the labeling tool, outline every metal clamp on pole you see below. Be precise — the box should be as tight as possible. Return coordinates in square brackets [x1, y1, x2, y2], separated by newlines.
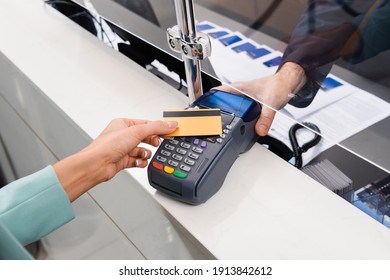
[167, 0, 212, 104]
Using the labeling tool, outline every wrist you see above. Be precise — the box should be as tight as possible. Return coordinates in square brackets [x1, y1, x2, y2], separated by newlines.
[54, 150, 104, 202]
[276, 62, 307, 94]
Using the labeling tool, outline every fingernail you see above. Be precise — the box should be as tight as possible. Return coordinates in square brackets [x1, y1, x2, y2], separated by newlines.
[143, 151, 148, 158]
[135, 159, 140, 167]
[167, 121, 178, 128]
[258, 124, 267, 136]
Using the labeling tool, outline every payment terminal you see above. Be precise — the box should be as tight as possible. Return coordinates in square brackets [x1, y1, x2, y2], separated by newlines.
[147, 90, 261, 204]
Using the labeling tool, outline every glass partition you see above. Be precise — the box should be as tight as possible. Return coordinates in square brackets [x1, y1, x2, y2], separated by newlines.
[50, 0, 389, 225]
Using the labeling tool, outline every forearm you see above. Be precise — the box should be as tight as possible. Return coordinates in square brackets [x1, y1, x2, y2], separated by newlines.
[53, 149, 106, 202]
[280, 53, 332, 108]
[280, 21, 358, 108]
[0, 166, 74, 245]
[276, 62, 307, 95]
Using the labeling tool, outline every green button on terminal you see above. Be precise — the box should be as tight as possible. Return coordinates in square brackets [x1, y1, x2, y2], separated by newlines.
[173, 170, 188, 179]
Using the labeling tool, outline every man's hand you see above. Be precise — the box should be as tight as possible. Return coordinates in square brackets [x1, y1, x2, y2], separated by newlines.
[215, 62, 306, 136]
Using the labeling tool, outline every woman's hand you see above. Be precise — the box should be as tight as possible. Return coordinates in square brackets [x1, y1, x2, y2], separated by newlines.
[54, 118, 178, 202]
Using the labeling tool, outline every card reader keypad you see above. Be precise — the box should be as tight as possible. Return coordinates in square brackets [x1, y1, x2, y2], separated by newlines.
[152, 137, 205, 179]
[151, 115, 234, 180]
[151, 124, 231, 179]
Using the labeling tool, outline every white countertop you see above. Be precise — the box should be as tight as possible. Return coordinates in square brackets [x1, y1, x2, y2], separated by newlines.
[1, 0, 390, 259]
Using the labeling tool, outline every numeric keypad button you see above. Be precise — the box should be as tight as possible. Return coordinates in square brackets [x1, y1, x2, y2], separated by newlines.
[172, 154, 183, 161]
[169, 139, 179, 145]
[192, 147, 203, 154]
[180, 142, 191, 149]
[161, 150, 171, 157]
[184, 158, 195, 166]
[180, 164, 191, 172]
[156, 156, 167, 162]
[164, 144, 175, 151]
[168, 160, 179, 167]
[188, 152, 199, 160]
[176, 148, 187, 155]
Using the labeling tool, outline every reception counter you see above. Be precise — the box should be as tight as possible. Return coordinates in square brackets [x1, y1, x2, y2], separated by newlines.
[1, 0, 390, 259]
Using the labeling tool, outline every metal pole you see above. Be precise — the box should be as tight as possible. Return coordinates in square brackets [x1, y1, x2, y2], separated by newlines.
[173, 0, 203, 103]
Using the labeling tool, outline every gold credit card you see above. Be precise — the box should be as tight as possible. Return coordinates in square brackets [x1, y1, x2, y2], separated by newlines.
[163, 108, 222, 137]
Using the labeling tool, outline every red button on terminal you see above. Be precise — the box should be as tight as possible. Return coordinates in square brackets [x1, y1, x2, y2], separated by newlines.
[152, 161, 163, 170]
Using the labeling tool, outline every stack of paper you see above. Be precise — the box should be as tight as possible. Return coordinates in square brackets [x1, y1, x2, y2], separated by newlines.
[301, 159, 354, 201]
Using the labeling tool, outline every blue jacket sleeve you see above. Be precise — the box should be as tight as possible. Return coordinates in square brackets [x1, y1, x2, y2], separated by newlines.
[348, 1, 390, 64]
[0, 166, 74, 246]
